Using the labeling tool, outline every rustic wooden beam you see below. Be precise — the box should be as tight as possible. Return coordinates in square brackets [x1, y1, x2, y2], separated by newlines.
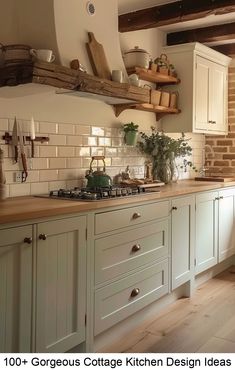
[119, 0, 235, 32]
[212, 43, 235, 55]
[167, 22, 235, 45]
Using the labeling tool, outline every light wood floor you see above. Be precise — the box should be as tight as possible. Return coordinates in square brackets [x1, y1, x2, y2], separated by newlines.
[102, 267, 235, 353]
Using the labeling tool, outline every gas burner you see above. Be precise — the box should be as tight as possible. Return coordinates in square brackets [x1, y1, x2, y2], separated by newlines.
[40, 184, 162, 202]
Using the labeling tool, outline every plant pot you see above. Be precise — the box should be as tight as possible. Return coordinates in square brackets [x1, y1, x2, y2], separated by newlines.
[124, 131, 138, 146]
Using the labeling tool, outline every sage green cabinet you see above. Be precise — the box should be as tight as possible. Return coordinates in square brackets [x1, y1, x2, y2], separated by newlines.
[0, 225, 33, 353]
[35, 216, 86, 353]
[171, 195, 195, 290]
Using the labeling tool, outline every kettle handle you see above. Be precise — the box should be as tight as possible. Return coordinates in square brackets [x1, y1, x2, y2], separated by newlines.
[90, 156, 106, 172]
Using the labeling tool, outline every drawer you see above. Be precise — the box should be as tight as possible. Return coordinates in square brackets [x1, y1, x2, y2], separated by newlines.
[95, 219, 169, 285]
[95, 200, 169, 235]
[94, 259, 169, 335]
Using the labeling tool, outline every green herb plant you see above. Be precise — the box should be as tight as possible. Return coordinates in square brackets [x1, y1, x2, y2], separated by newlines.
[122, 122, 139, 133]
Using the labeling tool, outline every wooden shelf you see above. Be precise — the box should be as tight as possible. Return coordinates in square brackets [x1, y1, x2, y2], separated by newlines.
[126, 67, 180, 85]
[114, 103, 181, 119]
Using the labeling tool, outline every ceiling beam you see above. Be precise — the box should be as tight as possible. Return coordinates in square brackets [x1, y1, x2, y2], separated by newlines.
[118, 0, 235, 33]
[212, 43, 235, 55]
[167, 22, 235, 45]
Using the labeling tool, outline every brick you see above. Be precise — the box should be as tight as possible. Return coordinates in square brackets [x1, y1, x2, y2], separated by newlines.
[223, 154, 235, 159]
[229, 124, 235, 131]
[214, 161, 230, 166]
[205, 140, 215, 146]
[217, 140, 233, 146]
[213, 147, 228, 153]
[227, 132, 235, 138]
[221, 167, 235, 173]
[229, 147, 235, 153]
[229, 102, 235, 108]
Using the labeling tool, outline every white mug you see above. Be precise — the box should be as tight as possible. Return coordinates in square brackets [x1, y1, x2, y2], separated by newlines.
[129, 73, 140, 87]
[112, 70, 124, 83]
[30, 49, 55, 63]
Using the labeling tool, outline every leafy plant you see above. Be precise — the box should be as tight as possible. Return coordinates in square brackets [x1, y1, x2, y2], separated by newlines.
[138, 127, 197, 171]
[123, 122, 139, 133]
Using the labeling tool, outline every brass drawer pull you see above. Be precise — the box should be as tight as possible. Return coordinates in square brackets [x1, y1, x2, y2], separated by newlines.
[132, 244, 141, 253]
[132, 212, 141, 219]
[39, 233, 47, 240]
[130, 288, 140, 298]
[172, 206, 177, 210]
[219, 196, 224, 199]
[215, 197, 219, 200]
[24, 237, 32, 244]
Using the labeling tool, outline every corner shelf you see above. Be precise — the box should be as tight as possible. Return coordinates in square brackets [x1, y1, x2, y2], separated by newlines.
[114, 103, 181, 120]
[126, 67, 180, 85]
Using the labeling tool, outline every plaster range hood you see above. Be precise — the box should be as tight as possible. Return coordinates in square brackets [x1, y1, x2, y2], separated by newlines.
[0, 0, 151, 105]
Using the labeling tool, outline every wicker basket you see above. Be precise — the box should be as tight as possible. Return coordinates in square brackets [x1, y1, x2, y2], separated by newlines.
[0, 44, 32, 66]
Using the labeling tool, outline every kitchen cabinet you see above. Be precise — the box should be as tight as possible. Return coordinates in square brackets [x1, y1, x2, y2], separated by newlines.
[161, 42, 231, 134]
[92, 200, 170, 336]
[0, 225, 33, 352]
[195, 188, 235, 275]
[171, 195, 195, 290]
[35, 216, 86, 353]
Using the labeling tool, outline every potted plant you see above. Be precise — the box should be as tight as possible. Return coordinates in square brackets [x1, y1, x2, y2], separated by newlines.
[137, 127, 197, 183]
[123, 122, 139, 146]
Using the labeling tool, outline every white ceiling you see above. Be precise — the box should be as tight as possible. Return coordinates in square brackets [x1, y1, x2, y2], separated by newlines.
[118, 0, 235, 41]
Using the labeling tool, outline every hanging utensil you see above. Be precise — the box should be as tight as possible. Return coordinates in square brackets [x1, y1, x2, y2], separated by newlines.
[30, 116, 35, 158]
[18, 121, 28, 182]
[12, 117, 18, 163]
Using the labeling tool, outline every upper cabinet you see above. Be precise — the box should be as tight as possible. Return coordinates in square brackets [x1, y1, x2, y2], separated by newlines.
[161, 42, 231, 134]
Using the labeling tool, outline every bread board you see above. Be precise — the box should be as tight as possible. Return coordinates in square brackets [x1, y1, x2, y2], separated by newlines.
[195, 176, 235, 182]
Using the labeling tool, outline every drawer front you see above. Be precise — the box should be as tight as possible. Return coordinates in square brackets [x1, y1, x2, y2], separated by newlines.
[95, 219, 169, 285]
[95, 200, 169, 235]
[94, 259, 169, 335]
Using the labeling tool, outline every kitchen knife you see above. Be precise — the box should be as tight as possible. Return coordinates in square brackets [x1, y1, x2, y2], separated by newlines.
[18, 121, 28, 182]
[12, 117, 18, 163]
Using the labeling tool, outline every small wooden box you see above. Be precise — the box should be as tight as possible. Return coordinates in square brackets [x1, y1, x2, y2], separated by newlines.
[160, 91, 170, 107]
[169, 92, 178, 108]
[150, 90, 161, 106]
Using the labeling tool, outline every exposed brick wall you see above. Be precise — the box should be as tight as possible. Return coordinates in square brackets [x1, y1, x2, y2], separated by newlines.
[205, 64, 235, 176]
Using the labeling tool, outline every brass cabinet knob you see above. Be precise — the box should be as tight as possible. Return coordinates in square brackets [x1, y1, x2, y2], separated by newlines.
[215, 197, 219, 200]
[130, 288, 140, 298]
[39, 233, 47, 240]
[132, 244, 141, 253]
[132, 212, 141, 219]
[24, 237, 32, 244]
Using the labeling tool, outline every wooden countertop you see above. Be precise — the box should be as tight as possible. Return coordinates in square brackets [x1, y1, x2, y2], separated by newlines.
[1, 179, 235, 225]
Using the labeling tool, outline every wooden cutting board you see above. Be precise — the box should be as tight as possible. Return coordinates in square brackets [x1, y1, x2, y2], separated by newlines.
[195, 176, 235, 182]
[86, 32, 111, 80]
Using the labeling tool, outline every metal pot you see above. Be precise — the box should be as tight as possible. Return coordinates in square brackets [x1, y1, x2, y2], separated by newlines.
[86, 156, 112, 189]
[123, 46, 150, 69]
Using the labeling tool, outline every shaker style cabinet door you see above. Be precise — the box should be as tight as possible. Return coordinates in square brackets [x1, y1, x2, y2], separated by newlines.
[218, 189, 235, 262]
[194, 55, 210, 131]
[0, 225, 33, 353]
[35, 216, 86, 353]
[171, 196, 195, 290]
[195, 192, 218, 274]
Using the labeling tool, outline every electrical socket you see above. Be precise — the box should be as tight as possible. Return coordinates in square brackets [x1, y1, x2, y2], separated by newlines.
[15, 172, 22, 183]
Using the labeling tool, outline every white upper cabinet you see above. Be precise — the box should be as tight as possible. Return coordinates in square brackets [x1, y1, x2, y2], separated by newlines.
[161, 42, 231, 134]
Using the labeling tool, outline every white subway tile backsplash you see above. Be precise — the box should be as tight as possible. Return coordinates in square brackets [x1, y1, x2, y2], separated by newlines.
[40, 122, 58, 134]
[39, 146, 57, 158]
[2, 117, 203, 197]
[49, 158, 66, 169]
[49, 134, 66, 146]
[58, 146, 75, 157]
[92, 126, 104, 136]
[75, 125, 90, 135]
[58, 123, 75, 135]
[67, 135, 83, 146]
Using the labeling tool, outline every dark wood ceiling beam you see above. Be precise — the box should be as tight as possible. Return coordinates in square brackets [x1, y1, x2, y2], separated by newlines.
[119, 0, 235, 33]
[212, 43, 235, 55]
[167, 22, 235, 45]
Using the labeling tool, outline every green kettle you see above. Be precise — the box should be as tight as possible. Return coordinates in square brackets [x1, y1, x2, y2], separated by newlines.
[86, 156, 112, 189]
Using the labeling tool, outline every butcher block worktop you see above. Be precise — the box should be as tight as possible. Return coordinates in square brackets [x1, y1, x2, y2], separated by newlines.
[1, 179, 235, 225]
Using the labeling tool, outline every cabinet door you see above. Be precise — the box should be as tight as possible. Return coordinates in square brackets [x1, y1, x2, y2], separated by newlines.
[0, 225, 32, 352]
[218, 189, 235, 262]
[194, 55, 210, 131]
[209, 63, 228, 133]
[195, 192, 218, 274]
[171, 196, 195, 290]
[36, 216, 86, 353]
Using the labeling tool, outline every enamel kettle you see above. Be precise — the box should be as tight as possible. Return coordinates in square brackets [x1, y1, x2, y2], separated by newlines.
[86, 156, 112, 188]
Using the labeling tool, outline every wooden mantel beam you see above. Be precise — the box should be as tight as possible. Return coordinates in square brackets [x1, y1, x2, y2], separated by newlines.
[118, 0, 235, 33]
[167, 22, 235, 45]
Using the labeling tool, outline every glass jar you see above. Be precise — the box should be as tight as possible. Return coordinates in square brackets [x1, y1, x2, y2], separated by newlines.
[153, 157, 172, 184]
[169, 152, 179, 183]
